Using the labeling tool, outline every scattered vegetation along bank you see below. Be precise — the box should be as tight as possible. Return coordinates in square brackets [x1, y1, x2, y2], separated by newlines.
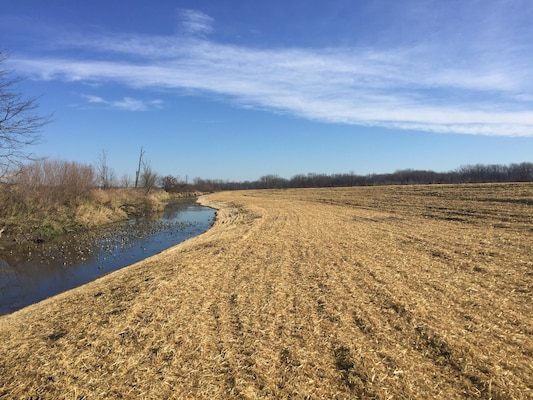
[0, 183, 172, 245]
[0, 159, 207, 247]
[0, 183, 531, 399]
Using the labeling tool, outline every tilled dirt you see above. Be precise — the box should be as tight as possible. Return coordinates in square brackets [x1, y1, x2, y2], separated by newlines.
[0, 184, 531, 399]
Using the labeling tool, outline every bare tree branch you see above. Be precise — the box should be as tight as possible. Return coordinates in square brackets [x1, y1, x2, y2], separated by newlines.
[96, 149, 115, 189]
[0, 50, 50, 178]
[141, 159, 158, 194]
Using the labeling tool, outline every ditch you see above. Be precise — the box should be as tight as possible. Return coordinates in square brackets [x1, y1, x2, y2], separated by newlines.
[0, 199, 216, 315]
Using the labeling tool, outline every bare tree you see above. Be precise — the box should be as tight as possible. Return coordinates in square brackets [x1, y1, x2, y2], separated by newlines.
[0, 50, 50, 179]
[120, 173, 132, 188]
[134, 146, 145, 188]
[160, 175, 178, 192]
[140, 159, 158, 194]
[96, 149, 115, 189]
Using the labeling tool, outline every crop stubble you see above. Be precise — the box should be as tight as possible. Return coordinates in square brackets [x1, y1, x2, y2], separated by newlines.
[0, 183, 531, 399]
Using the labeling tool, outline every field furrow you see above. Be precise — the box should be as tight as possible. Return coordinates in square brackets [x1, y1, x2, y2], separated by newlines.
[0, 184, 531, 399]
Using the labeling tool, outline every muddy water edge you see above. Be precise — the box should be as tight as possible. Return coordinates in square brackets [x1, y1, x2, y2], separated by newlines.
[0, 199, 216, 315]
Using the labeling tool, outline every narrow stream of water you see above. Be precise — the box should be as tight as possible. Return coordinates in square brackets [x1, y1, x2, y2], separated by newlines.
[0, 200, 216, 315]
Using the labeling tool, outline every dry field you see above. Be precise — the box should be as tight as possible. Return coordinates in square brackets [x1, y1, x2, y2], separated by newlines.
[0, 183, 532, 399]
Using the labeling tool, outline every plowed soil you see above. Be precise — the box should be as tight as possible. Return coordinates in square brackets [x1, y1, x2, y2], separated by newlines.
[1, 184, 532, 399]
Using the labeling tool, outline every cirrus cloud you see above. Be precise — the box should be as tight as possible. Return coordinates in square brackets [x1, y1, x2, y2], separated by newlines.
[80, 94, 163, 111]
[9, 8, 533, 137]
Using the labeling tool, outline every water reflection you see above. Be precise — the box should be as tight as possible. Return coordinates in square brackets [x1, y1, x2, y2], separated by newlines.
[0, 200, 215, 315]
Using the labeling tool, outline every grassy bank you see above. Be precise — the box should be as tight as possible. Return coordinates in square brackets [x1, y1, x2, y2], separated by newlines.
[0, 183, 531, 398]
[0, 185, 173, 245]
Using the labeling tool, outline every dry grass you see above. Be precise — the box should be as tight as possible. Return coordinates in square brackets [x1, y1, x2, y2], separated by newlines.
[79, 188, 171, 226]
[0, 187, 171, 242]
[0, 183, 531, 399]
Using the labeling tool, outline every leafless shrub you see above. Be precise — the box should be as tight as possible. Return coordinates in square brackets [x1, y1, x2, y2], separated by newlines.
[120, 173, 133, 188]
[141, 160, 158, 194]
[95, 149, 116, 189]
[0, 159, 95, 224]
[16, 158, 95, 198]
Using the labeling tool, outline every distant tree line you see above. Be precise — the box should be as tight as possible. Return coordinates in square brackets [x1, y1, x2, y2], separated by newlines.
[6, 157, 533, 196]
[162, 162, 533, 192]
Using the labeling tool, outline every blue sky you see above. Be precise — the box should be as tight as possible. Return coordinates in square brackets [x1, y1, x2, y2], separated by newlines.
[2, 0, 532, 182]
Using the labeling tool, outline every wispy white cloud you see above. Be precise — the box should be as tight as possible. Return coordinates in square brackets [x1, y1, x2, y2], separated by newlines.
[111, 97, 147, 111]
[10, 8, 533, 136]
[178, 9, 214, 36]
[80, 94, 162, 111]
[82, 94, 106, 104]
